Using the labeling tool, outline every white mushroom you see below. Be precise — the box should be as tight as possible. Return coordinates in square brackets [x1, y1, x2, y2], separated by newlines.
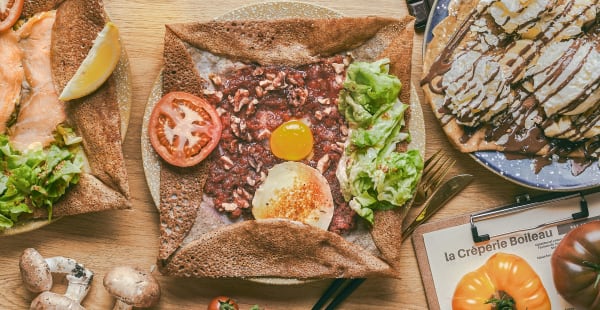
[103, 266, 161, 309]
[19, 248, 51, 293]
[30, 291, 86, 310]
[19, 248, 94, 310]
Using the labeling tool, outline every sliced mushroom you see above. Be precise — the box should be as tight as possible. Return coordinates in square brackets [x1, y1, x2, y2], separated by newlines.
[20, 248, 93, 310]
[103, 266, 160, 310]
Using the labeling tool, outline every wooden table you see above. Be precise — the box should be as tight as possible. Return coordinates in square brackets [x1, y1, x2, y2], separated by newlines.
[0, 0, 543, 309]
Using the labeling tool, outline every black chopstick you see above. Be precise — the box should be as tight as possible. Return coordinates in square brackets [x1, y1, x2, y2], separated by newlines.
[312, 278, 366, 310]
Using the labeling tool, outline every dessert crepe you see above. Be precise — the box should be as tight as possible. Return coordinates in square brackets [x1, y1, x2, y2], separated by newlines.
[422, 0, 600, 162]
[3, 0, 130, 228]
[157, 16, 416, 279]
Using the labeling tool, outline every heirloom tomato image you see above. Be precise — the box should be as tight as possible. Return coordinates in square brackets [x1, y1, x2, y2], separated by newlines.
[552, 220, 600, 309]
[453, 252, 550, 310]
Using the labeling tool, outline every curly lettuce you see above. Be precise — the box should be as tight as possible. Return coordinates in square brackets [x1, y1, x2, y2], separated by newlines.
[338, 58, 402, 126]
[0, 128, 84, 229]
[337, 59, 423, 224]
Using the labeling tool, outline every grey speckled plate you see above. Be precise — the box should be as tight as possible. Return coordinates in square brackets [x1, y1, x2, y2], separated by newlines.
[423, 0, 600, 192]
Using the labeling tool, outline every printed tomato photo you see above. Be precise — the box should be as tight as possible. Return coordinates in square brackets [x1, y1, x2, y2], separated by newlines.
[453, 252, 550, 310]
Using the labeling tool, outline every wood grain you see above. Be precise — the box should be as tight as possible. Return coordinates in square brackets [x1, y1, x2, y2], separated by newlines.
[0, 0, 540, 309]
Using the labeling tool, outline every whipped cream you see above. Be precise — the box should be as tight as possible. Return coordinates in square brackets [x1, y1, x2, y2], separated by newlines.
[485, 0, 597, 41]
[537, 0, 598, 41]
[442, 51, 512, 127]
[524, 39, 600, 117]
[544, 110, 600, 141]
[487, 0, 552, 36]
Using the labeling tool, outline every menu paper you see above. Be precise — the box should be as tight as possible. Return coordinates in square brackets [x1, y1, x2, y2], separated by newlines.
[420, 192, 600, 309]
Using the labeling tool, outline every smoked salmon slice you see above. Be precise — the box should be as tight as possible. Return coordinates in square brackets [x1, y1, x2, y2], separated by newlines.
[11, 11, 66, 152]
[0, 30, 23, 134]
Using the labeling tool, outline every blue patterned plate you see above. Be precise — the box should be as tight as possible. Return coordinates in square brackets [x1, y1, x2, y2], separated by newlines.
[422, 0, 600, 191]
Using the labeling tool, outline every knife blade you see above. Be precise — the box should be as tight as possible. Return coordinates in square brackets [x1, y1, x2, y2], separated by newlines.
[402, 174, 474, 241]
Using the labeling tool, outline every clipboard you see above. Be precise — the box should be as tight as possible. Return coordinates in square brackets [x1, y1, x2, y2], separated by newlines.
[412, 188, 600, 310]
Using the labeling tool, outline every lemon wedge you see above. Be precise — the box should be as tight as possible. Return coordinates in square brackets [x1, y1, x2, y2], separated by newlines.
[59, 22, 121, 101]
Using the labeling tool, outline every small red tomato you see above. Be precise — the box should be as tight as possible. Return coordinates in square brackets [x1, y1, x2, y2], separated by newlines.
[207, 296, 239, 310]
[0, 0, 23, 32]
[149, 91, 222, 167]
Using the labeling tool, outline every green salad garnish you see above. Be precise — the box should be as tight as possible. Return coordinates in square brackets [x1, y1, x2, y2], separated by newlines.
[0, 127, 84, 229]
[336, 59, 423, 224]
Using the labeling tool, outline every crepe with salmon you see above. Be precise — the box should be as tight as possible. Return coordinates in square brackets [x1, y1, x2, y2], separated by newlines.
[0, 0, 130, 232]
[155, 16, 416, 279]
[421, 0, 600, 164]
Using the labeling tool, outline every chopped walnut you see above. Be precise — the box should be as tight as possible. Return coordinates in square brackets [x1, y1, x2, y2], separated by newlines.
[340, 124, 349, 136]
[331, 143, 344, 153]
[318, 98, 331, 105]
[246, 98, 259, 116]
[332, 63, 345, 74]
[315, 111, 324, 120]
[272, 71, 287, 89]
[291, 88, 308, 107]
[222, 202, 238, 212]
[316, 154, 330, 174]
[252, 67, 264, 76]
[219, 156, 234, 170]
[203, 89, 224, 101]
[233, 89, 250, 112]
[209, 73, 222, 87]
[255, 86, 264, 98]
[216, 107, 227, 116]
[256, 128, 271, 141]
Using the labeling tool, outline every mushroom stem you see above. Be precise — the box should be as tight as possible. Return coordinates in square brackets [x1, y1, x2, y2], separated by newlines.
[46, 256, 94, 303]
[19, 248, 94, 309]
[65, 270, 94, 303]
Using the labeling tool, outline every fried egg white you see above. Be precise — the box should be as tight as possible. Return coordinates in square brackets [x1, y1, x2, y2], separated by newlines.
[252, 162, 334, 230]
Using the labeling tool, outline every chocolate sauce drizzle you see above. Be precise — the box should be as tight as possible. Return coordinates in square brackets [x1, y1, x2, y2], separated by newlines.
[422, 0, 600, 175]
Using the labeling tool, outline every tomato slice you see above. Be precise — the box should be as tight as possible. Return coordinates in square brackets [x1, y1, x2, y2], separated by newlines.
[149, 91, 222, 167]
[0, 0, 23, 32]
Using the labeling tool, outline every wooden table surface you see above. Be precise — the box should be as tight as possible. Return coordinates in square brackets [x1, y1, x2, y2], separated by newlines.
[0, 0, 544, 309]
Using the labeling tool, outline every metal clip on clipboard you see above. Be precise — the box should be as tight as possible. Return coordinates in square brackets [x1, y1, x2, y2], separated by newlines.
[470, 192, 590, 243]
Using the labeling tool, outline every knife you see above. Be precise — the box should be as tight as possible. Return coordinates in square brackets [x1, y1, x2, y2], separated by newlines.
[401, 174, 474, 241]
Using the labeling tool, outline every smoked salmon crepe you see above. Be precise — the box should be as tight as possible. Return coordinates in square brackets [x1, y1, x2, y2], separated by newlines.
[0, 0, 130, 232]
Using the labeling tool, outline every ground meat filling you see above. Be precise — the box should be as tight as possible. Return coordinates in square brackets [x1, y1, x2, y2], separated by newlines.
[203, 55, 356, 234]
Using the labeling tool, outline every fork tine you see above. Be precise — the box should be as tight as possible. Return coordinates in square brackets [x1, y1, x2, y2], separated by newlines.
[414, 150, 455, 204]
[422, 149, 443, 175]
[422, 157, 455, 195]
[420, 150, 447, 187]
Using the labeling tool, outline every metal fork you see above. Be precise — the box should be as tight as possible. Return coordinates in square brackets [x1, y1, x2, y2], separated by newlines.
[412, 149, 455, 206]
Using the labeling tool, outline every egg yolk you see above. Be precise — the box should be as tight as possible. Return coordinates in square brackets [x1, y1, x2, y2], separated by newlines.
[270, 120, 313, 161]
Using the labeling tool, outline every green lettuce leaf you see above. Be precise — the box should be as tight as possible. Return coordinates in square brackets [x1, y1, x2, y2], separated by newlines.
[337, 59, 423, 224]
[0, 131, 83, 230]
[338, 58, 402, 126]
